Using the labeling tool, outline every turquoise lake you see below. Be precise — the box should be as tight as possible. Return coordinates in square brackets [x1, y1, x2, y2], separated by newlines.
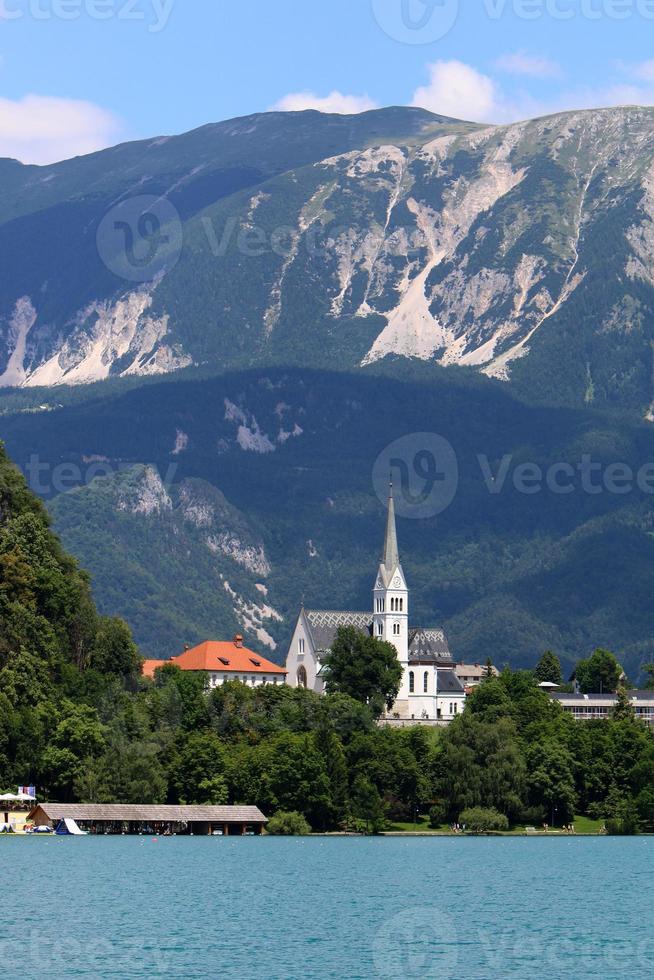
[2, 836, 651, 978]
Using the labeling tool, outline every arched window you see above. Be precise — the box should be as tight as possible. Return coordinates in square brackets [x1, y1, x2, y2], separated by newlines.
[400, 598, 404, 611]
[424, 671, 429, 693]
[297, 666, 308, 689]
[393, 623, 400, 636]
[377, 622, 383, 636]
[409, 671, 415, 693]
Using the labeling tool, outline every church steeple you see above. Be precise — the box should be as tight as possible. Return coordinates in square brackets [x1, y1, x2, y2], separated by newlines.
[382, 482, 399, 573]
[373, 484, 409, 689]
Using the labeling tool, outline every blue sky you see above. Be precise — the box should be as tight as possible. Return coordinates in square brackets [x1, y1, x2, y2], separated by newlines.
[2, 0, 654, 162]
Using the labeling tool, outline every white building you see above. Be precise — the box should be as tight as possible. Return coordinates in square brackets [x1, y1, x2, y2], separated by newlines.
[550, 691, 654, 725]
[286, 485, 466, 724]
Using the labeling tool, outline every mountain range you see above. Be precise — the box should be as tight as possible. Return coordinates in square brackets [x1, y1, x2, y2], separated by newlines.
[2, 104, 654, 678]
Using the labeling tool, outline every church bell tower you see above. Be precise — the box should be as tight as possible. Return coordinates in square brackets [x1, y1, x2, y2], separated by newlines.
[372, 484, 410, 701]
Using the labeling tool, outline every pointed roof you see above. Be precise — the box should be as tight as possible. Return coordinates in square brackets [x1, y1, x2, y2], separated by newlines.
[382, 482, 400, 572]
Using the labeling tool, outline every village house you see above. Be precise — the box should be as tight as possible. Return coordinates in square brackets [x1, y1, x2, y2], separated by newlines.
[143, 636, 287, 688]
[455, 663, 500, 689]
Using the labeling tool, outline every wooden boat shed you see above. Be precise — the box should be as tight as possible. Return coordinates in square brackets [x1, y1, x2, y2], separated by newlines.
[28, 803, 268, 836]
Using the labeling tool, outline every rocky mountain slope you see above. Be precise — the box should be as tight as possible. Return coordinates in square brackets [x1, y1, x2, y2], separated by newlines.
[3, 106, 654, 411]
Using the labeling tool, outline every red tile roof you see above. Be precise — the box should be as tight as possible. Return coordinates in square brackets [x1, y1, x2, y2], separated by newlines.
[141, 638, 286, 678]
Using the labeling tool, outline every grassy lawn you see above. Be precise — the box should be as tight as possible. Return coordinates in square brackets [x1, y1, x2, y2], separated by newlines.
[385, 816, 448, 833]
[384, 814, 604, 835]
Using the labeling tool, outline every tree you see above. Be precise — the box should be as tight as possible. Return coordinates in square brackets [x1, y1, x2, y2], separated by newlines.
[612, 688, 636, 722]
[575, 649, 622, 694]
[534, 651, 563, 686]
[458, 807, 509, 833]
[266, 811, 311, 835]
[91, 617, 141, 678]
[429, 802, 447, 828]
[313, 726, 349, 829]
[641, 665, 654, 691]
[324, 626, 403, 716]
[526, 739, 577, 824]
[350, 775, 386, 834]
[170, 731, 228, 804]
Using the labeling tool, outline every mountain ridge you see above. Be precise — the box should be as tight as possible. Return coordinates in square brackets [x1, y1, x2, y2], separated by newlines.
[2, 104, 654, 413]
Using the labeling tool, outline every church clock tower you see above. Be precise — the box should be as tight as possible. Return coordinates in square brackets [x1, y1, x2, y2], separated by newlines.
[373, 484, 410, 705]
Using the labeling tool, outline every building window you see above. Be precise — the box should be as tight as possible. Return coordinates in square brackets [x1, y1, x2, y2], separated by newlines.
[423, 672, 429, 693]
[454, 703, 458, 714]
[299, 638, 305, 654]
[377, 623, 383, 636]
[297, 665, 308, 688]
[393, 623, 400, 636]
[409, 671, 415, 693]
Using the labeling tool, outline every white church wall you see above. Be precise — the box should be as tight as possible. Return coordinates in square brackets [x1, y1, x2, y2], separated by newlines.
[285, 616, 324, 694]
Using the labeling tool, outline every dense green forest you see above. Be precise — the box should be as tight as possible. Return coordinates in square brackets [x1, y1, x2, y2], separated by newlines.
[0, 439, 652, 835]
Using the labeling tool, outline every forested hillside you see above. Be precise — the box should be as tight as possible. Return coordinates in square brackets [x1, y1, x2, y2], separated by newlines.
[3, 367, 654, 679]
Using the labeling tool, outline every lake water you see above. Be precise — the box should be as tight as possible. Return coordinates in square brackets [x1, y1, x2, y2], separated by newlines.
[2, 835, 651, 978]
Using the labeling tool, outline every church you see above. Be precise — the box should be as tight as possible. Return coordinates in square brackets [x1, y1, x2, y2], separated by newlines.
[285, 486, 466, 723]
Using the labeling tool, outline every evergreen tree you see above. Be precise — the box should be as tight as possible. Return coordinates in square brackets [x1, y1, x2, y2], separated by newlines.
[534, 651, 563, 686]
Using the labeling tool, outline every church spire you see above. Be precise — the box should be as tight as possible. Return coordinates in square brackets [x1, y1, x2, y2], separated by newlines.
[382, 482, 400, 572]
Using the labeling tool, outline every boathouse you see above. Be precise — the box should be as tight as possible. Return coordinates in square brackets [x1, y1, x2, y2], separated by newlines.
[28, 804, 268, 836]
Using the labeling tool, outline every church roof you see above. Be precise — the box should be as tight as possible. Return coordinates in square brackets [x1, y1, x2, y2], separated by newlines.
[382, 484, 400, 572]
[304, 610, 372, 653]
[435, 671, 466, 694]
[408, 628, 452, 664]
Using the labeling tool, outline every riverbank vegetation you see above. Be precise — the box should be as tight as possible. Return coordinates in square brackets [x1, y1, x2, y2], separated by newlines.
[0, 443, 653, 835]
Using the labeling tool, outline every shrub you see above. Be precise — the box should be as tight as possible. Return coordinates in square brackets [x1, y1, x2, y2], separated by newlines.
[458, 807, 509, 833]
[429, 803, 447, 828]
[266, 810, 311, 836]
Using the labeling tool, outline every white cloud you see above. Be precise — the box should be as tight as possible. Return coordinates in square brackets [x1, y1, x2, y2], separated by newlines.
[411, 61, 498, 122]
[494, 52, 561, 79]
[271, 90, 378, 115]
[411, 60, 654, 126]
[0, 94, 121, 165]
